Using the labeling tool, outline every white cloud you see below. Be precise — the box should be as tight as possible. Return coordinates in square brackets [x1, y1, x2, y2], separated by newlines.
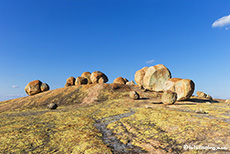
[146, 59, 155, 64]
[212, 14, 230, 28]
[11, 85, 19, 88]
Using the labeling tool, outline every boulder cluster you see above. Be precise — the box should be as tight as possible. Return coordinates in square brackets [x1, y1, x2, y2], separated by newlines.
[24, 65, 199, 104]
[65, 71, 108, 87]
[25, 80, 50, 96]
[163, 78, 195, 101]
[113, 77, 135, 85]
[135, 64, 195, 101]
[196, 91, 213, 100]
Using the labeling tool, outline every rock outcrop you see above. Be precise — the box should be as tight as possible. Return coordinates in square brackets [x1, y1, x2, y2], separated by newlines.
[161, 90, 177, 105]
[163, 78, 195, 101]
[81, 72, 92, 84]
[134, 67, 148, 87]
[75, 77, 88, 85]
[65, 77, 75, 87]
[25, 80, 42, 95]
[197, 91, 207, 98]
[90, 71, 108, 84]
[113, 77, 126, 84]
[143, 64, 171, 91]
[196, 91, 212, 100]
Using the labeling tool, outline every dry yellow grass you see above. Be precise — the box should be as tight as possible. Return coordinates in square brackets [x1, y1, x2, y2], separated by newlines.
[0, 84, 229, 153]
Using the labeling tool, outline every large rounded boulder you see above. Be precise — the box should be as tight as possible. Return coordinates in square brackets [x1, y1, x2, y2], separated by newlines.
[143, 64, 171, 91]
[81, 72, 92, 84]
[134, 67, 148, 87]
[163, 78, 195, 101]
[25, 80, 42, 95]
[65, 76, 75, 87]
[90, 71, 108, 84]
[113, 77, 126, 84]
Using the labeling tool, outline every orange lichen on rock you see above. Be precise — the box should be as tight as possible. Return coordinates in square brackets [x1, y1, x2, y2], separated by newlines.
[134, 67, 148, 87]
[143, 64, 171, 91]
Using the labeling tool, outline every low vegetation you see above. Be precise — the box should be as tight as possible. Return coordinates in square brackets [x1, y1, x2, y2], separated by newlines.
[0, 84, 229, 153]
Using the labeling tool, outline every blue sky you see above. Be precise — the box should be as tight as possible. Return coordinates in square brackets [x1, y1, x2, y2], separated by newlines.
[0, 0, 230, 101]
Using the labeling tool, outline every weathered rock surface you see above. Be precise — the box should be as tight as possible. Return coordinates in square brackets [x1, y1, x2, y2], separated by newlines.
[161, 90, 177, 105]
[143, 64, 171, 91]
[129, 91, 140, 100]
[81, 72, 92, 84]
[25, 80, 42, 95]
[47, 103, 58, 110]
[40, 83, 50, 92]
[126, 80, 135, 85]
[75, 77, 88, 85]
[90, 71, 108, 84]
[134, 67, 148, 87]
[225, 99, 230, 103]
[163, 78, 195, 101]
[113, 77, 126, 84]
[65, 77, 75, 87]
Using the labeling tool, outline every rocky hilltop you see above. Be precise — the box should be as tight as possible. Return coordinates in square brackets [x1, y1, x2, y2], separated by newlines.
[0, 64, 229, 153]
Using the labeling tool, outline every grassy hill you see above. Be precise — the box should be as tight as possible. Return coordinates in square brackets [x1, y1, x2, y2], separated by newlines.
[0, 83, 229, 153]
